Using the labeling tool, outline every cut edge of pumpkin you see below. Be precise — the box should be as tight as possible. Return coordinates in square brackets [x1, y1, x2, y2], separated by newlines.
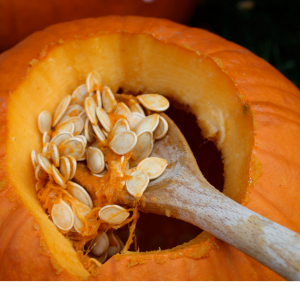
[4, 19, 256, 279]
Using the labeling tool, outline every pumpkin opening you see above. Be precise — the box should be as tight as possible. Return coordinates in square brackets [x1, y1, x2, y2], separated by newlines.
[7, 33, 253, 278]
[117, 102, 223, 252]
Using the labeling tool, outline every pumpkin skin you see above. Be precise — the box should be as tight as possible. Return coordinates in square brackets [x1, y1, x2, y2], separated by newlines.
[0, 0, 198, 52]
[1, 16, 300, 281]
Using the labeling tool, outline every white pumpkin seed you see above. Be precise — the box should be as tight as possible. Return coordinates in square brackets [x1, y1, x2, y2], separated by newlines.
[52, 95, 71, 127]
[129, 140, 154, 168]
[109, 130, 137, 155]
[92, 124, 106, 141]
[37, 154, 52, 174]
[127, 112, 145, 130]
[76, 135, 87, 148]
[84, 118, 95, 143]
[50, 142, 60, 167]
[111, 118, 130, 137]
[51, 199, 74, 231]
[131, 130, 153, 161]
[73, 203, 91, 234]
[96, 107, 111, 132]
[31, 150, 38, 169]
[86, 147, 105, 174]
[59, 156, 71, 181]
[114, 102, 131, 118]
[85, 96, 98, 126]
[134, 114, 160, 136]
[136, 157, 168, 180]
[102, 86, 117, 113]
[137, 94, 170, 112]
[58, 104, 84, 125]
[53, 122, 75, 137]
[35, 165, 48, 181]
[35, 179, 47, 191]
[126, 170, 149, 198]
[58, 137, 85, 160]
[91, 169, 108, 177]
[99, 205, 129, 225]
[42, 130, 52, 144]
[71, 84, 88, 105]
[51, 132, 73, 146]
[92, 90, 102, 107]
[38, 111, 52, 134]
[66, 155, 77, 180]
[153, 115, 168, 139]
[52, 165, 67, 188]
[67, 181, 93, 208]
[59, 117, 84, 136]
[42, 142, 50, 154]
[91, 232, 109, 256]
[86, 71, 102, 95]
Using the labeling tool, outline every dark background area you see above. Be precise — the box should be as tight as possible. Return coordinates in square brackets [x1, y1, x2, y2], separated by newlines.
[190, 0, 300, 87]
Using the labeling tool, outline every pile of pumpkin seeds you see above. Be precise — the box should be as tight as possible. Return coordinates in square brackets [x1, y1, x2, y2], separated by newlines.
[31, 71, 169, 264]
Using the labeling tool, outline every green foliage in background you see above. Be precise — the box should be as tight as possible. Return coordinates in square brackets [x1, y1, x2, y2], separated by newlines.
[191, 0, 300, 87]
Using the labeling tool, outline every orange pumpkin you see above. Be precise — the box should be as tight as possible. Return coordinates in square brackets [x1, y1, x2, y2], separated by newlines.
[0, 0, 198, 52]
[1, 16, 300, 281]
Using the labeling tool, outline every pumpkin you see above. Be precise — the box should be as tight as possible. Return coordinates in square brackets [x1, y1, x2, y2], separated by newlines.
[0, 0, 198, 52]
[1, 16, 300, 281]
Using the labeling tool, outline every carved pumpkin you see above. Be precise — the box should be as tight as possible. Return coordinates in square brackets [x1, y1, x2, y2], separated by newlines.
[1, 16, 300, 280]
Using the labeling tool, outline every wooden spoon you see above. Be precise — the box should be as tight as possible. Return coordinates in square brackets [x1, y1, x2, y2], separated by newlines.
[119, 113, 300, 281]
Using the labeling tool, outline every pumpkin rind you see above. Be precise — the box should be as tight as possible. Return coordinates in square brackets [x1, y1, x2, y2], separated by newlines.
[1, 16, 300, 281]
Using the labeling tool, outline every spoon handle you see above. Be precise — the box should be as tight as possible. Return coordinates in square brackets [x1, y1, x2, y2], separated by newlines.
[140, 184, 300, 280]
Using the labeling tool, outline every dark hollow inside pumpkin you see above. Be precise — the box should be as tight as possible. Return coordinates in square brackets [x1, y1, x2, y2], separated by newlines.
[117, 101, 224, 252]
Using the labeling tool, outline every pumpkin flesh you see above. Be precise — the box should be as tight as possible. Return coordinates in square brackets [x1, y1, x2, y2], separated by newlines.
[1, 16, 300, 280]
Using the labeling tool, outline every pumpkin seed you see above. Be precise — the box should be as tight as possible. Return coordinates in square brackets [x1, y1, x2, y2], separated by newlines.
[52, 95, 71, 127]
[43, 130, 52, 144]
[96, 107, 111, 132]
[131, 130, 153, 161]
[37, 154, 52, 174]
[136, 157, 168, 180]
[31, 150, 38, 169]
[134, 114, 160, 136]
[86, 71, 102, 95]
[42, 142, 50, 154]
[59, 156, 71, 181]
[58, 104, 85, 125]
[50, 142, 60, 167]
[97, 252, 108, 264]
[38, 111, 52, 134]
[99, 205, 130, 225]
[58, 137, 85, 160]
[91, 232, 109, 256]
[52, 122, 75, 137]
[111, 118, 130, 137]
[109, 130, 137, 155]
[153, 115, 168, 139]
[92, 124, 106, 141]
[84, 118, 95, 143]
[127, 112, 145, 130]
[86, 147, 105, 174]
[59, 117, 84, 136]
[92, 90, 102, 108]
[52, 165, 67, 188]
[107, 231, 121, 258]
[129, 140, 154, 168]
[114, 102, 131, 118]
[51, 132, 73, 146]
[76, 135, 87, 148]
[51, 199, 74, 231]
[35, 179, 47, 191]
[91, 169, 108, 177]
[137, 94, 170, 112]
[71, 84, 88, 105]
[35, 165, 48, 181]
[67, 181, 93, 208]
[126, 170, 149, 198]
[73, 203, 91, 234]
[128, 99, 145, 116]
[66, 155, 77, 180]
[102, 86, 117, 113]
[85, 96, 98, 126]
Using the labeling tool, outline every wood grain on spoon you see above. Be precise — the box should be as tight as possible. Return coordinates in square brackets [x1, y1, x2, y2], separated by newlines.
[76, 113, 300, 281]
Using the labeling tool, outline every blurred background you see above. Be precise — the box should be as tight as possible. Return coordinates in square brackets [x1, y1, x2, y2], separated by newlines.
[0, 0, 299, 87]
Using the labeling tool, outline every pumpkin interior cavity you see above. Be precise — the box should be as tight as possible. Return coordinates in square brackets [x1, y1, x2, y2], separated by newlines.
[7, 33, 253, 278]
